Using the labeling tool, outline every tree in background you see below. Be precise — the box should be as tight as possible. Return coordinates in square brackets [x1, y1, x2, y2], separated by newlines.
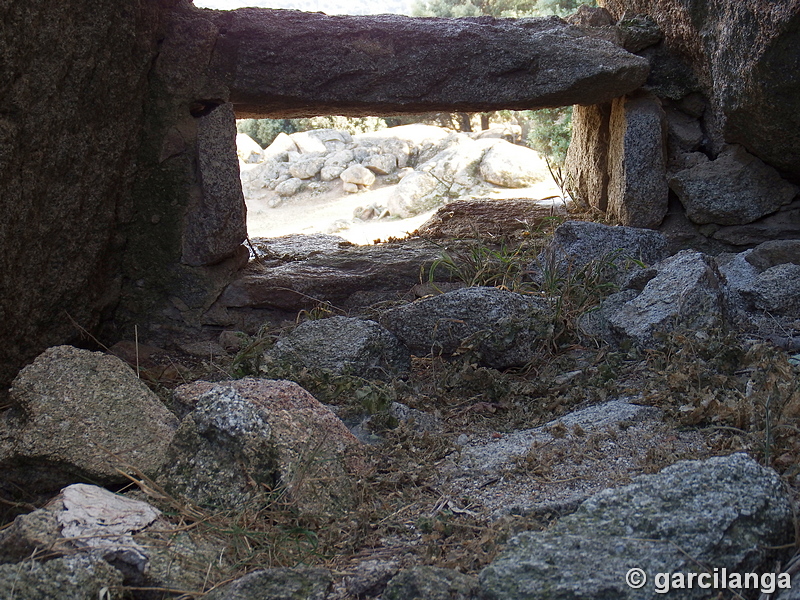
[412, 0, 588, 18]
[237, 116, 388, 148]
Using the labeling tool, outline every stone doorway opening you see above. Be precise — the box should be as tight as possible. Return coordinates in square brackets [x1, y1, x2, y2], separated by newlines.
[235, 115, 566, 245]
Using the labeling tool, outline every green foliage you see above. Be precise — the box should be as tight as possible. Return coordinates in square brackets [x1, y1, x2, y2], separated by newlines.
[236, 116, 388, 148]
[524, 106, 572, 166]
[412, 0, 594, 18]
[236, 118, 298, 147]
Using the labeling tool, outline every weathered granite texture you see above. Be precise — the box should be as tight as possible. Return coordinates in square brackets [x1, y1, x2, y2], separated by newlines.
[204, 9, 650, 118]
[600, 0, 800, 183]
[0, 0, 177, 392]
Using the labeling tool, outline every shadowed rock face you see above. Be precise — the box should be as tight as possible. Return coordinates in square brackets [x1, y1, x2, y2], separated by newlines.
[601, 0, 800, 183]
[0, 0, 172, 394]
[202, 9, 650, 118]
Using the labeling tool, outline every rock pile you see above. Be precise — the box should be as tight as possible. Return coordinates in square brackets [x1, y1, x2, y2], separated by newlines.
[239, 123, 549, 217]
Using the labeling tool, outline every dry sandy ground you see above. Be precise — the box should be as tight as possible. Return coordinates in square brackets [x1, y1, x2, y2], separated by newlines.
[244, 168, 564, 245]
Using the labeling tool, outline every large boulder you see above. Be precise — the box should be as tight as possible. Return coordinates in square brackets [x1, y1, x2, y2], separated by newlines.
[158, 379, 365, 516]
[288, 154, 325, 180]
[236, 132, 263, 163]
[262, 131, 299, 161]
[745, 240, 800, 271]
[340, 163, 376, 187]
[216, 11, 650, 118]
[386, 170, 448, 218]
[274, 177, 304, 197]
[379, 287, 553, 369]
[669, 145, 798, 225]
[0, 346, 179, 494]
[263, 316, 411, 381]
[479, 141, 548, 188]
[604, 250, 726, 347]
[444, 399, 710, 517]
[480, 453, 793, 600]
[354, 124, 447, 166]
[363, 152, 398, 175]
[533, 220, 669, 284]
[216, 237, 445, 312]
[422, 136, 495, 191]
[0, 0, 172, 396]
[739, 263, 800, 318]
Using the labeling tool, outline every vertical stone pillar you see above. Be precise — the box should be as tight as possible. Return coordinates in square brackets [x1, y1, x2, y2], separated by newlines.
[182, 102, 247, 267]
[607, 91, 669, 228]
[565, 103, 612, 211]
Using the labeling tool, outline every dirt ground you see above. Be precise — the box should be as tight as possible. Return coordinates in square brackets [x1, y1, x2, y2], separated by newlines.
[243, 168, 564, 245]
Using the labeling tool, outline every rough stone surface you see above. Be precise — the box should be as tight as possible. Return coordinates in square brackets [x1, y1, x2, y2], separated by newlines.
[534, 220, 669, 284]
[0, 554, 123, 600]
[564, 103, 611, 211]
[289, 130, 329, 154]
[439, 398, 713, 518]
[605, 250, 726, 347]
[607, 92, 669, 228]
[341, 164, 376, 187]
[0, 346, 178, 494]
[0, 484, 228, 593]
[210, 10, 650, 118]
[416, 198, 567, 239]
[0, 0, 168, 394]
[423, 137, 495, 191]
[714, 250, 799, 335]
[263, 316, 411, 381]
[58, 484, 161, 573]
[183, 102, 248, 266]
[602, 0, 800, 182]
[746, 240, 800, 272]
[275, 177, 305, 197]
[379, 287, 553, 369]
[345, 560, 400, 597]
[480, 453, 793, 600]
[740, 263, 800, 318]
[669, 145, 799, 225]
[384, 566, 481, 600]
[218, 239, 445, 311]
[288, 155, 326, 180]
[236, 132, 263, 163]
[160, 379, 365, 516]
[708, 200, 800, 248]
[363, 153, 398, 175]
[204, 568, 333, 600]
[479, 141, 548, 188]
[387, 170, 448, 218]
[263, 132, 298, 160]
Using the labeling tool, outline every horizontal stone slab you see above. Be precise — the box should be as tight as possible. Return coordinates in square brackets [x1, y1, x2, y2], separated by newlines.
[202, 9, 650, 118]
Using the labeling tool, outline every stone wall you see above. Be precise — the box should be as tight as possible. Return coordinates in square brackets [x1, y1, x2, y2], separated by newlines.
[1, 0, 797, 391]
[601, 0, 800, 181]
[566, 1, 800, 251]
[0, 0, 181, 392]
